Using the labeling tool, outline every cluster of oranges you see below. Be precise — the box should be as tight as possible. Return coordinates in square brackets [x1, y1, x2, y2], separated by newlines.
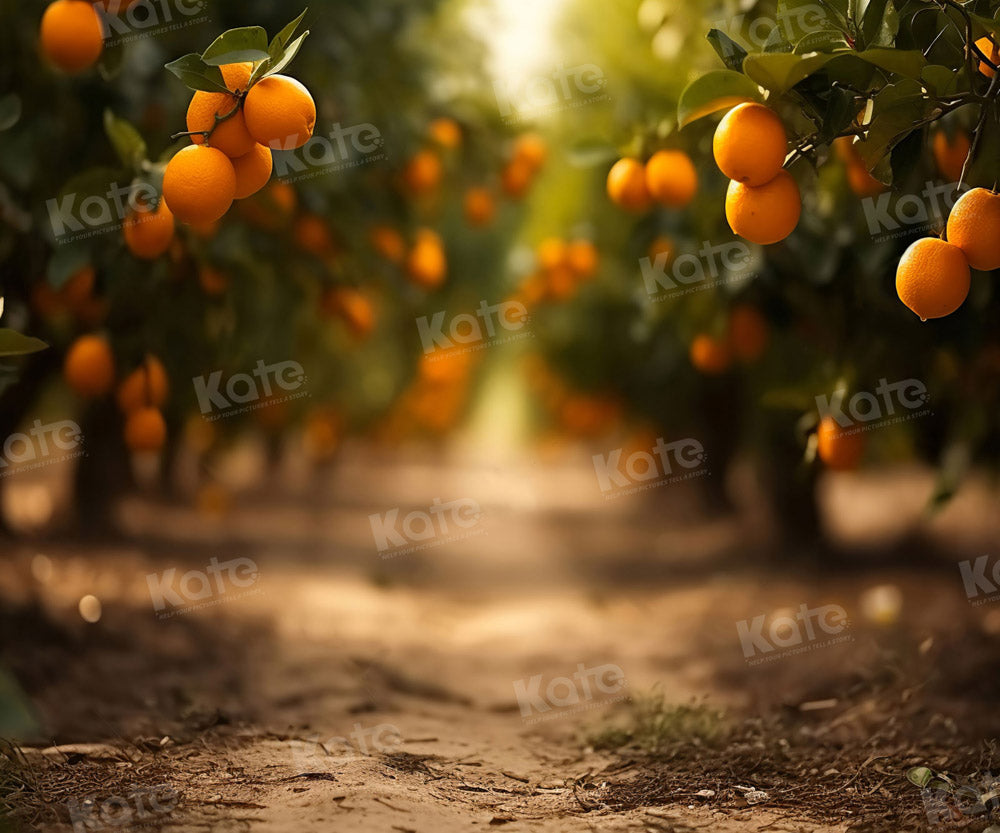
[688, 304, 770, 375]
[31, 265, 107, 328]
[895, 187, 1000, 319]
[713, 103, 800, 246]
[367, 223, 447, 291]
[511, 237, 600, 306]
[522, 356, 623, 441]
[606, 149, 697, 213]
[63, 336, 169, 453]
[378, 347, 478, 438]
[500, 134, 548, 200]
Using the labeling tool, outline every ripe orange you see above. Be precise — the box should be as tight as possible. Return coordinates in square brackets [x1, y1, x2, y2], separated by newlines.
[932, 130, 971, 182]
[402, 149, 442, 196]
[162, 145, 236, 225]
[689, 334, 732, 375]
[62, 266, 96, 309]
[537, 237, 567, 271]
[566, 239, 599, 279]
[406, 229, 446, 289]
[463, 187, 496, 227]
[896, 237, 971, 319]
[607, 157, 652, 213]
[117, 356, 169, 412]
[123, 199, 174, 260]
[198, 266, 228, 296]
[40, 0, 104, 74]
[369, 225, 405, 263]
[231, 144, 273, 199]
[728, 304, 769, 362]
[725, 169, 801, 245]
[322, 287, 375, 340]
[976, 36, 999, 78]
[294, 214, 335, 257]
[186, 62, 255, 158]
[945, 187, 1000, 271]
[513, 133, 547, 172]
[547, 265, 577, 301]
[428, 117, 462, 149]
[647, 235, 675, 262]
[243, 75, 316, 150]
[501, 157, 533, 199]
[239, 180, 296, 229]
[64, 334, 115, 398]
[817, 416, 865, 471]
[713, 103, 787, 186]
[124, 407, 167, 453]
[645, 150, 697, 208]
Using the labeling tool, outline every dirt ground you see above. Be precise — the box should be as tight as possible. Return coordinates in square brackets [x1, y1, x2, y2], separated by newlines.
[2, 442, 1000, 832]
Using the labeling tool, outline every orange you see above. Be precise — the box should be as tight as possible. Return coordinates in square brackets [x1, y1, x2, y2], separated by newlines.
[501, 157, 533, 199]
[406, 229, 446, 289]
[566, 239, 599, 278]
[896, 237, 971, 319]
[294, 214, 335, 256]
[243, 75, 316, 150]
[725, 169, 801, 245]
[690, 334, 732, 374]
[727, 304, 769, 362]
[402, 149, 442, 196]
[162, 145, 236, 225]
[186, 63, 255, 158]
[303, 409, 341, 462]
[117, 356, 169, 412]
[834, 137, 885, 197]
[123, 199, 174, 260]
[198, 266, 228, 296]
[976, 36, 999, 78]
[713, 103, 787, 186]
[648, 235, 675, 262]
[537, 237, 567, 271]
[62, 266, 96, 309]
[322, 287, 375, 340]
[40, 0, 104, 74]
[645, 150, 697, 208]
[607, 157, 651, 213]
[231, 144, 273, 199]
[369, 225, 405, 263]
[946, 187, 1000, 271]
[513, 133, 547, 172]
[463, 187, 495, 227]
[546, 265, 577, 301]
[817, 416, 865, 471]
[932, 130, 971, 182]
[428, 117, 462, 149]
[124, 407, 167, 453]
[239, 180, 296, 229]
[64, 334, 115, 398]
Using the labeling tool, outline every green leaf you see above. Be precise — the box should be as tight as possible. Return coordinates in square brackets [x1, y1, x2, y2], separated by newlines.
[677, 70, 763, 127]
[201, 27, 269, 66]
[794, 29, 851, 53]
[0, 94, 21, 132]
[270, 8, 308, 54]
[857, 0, 898, 49]
[743, 50, 843, 92]
[98, 41, 125, 81]
[567, 139, 620, 167]
[855, 48, 926, 79]
[0, 329, 48, 357]
[907, 767, 935, 788]
[103, 110, 147, 171]
[259, 31, 309, 80]
[921, 64, 960, 96]
[164, 53, 230, 94]
[854, 78, 931, 169]
[707, 29, 747, 71]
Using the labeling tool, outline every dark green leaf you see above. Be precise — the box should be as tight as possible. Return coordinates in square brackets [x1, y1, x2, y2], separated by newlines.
[567, 139, 620, 167]
[0, 329, 48, 357]
[856, 48, 926, 78]
[103, 110, 147, 171]
[270, 8, 308, 53]
[743, 51, 843, 92]
[259, 31, 309, 79]
[854, 78, 930, 169]
[707, 29, 747, 71]
[164, 53, 230, 93]
[677, 70, 763, 127]
[201, 27, 269, 66]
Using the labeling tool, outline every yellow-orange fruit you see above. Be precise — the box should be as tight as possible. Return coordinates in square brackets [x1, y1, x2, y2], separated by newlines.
[713, 102, 787, 186]
[501, 157, 533, 199]
[294, 214, 335, 256]
[402, 149, 442, 196]
[817, 416, 865, 471]
[648, 235, 675, 262]
[117, 356, 169, 412]
[932, 130, 971, 182]
[162, 145, 236, 225]
[725, 169, 801, 245]
[243, 75, 316, 150]
[547, 265, 577, 301]
[428, 117, 462, 149]
[464, 187, 496, 227]
[406, 229, 446, 289]
[124, 406, 167, 452]
[537, 237, 567, 272]
[513, 133, 547, 172]
[895, 237, 971, 319]
[303, 409, 341, 462]
[322, 287, 375, 340]
[198, 265, 228, 296]
[945, 187, 1000, 271]
[645, 150, 697, 208]
[728, 304, 769, 363]
[186, 63, 255, 158]
[689, 334, 732, 375]
[976, 36, 999, 78]
[123, 199, 175, 260]
[607, 157, 652, 213]
[40, 0, 104, 74]
[566, 239, 599, 278]
[231, 144, 273, 199]
[64, 334, 115, 398]
[62, 266, 96, 310]
[369, 225, 405, 263]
